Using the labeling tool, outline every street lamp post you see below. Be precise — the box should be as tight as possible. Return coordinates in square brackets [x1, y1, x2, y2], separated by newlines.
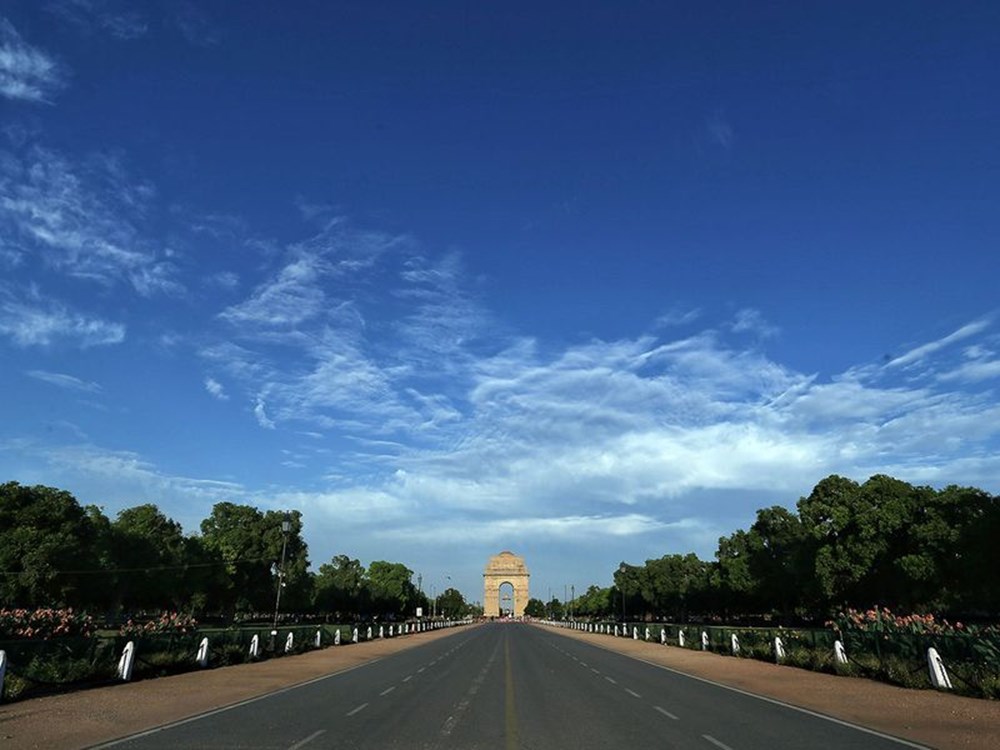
[272, 513, 292, 638]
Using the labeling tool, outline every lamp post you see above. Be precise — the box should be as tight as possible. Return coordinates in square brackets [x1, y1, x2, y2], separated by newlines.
[272, 513, 292, 638]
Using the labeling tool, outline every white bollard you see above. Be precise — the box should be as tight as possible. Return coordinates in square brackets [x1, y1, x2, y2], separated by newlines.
[678, 630, 685, 648]
[196, 636, 209, 667]
[367, 626, 373, 640]
[334, 629, 341, 645]
[0, 649, 6, 699]
[379, 625, 385, 639]
[730, 633, 740, 655]
[645, 627, 651, 641]
[834, 639, 848, 664]
[284, 632, 294, 653]
[633, 626, 638, 640]
[927, 647, 953, 690]
[118, 640, 136, 681]
[249, 633, 260, 659]
[352, 627, 359, 643]
[701, 631, 709, 651]
[315, 629, 322, 648]
[614, 625, 619, 637]
[774, 636, 785, 663]
[661, 628, 667, 645]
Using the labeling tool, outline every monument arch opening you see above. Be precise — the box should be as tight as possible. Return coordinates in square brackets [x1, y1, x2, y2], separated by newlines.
[483, 551, 529, 618]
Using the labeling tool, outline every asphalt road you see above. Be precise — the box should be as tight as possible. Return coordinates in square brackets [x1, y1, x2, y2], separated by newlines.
[95, 623, 927, 750]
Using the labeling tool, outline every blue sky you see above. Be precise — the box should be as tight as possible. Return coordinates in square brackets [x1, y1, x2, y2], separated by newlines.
[1, 1, 998, 606]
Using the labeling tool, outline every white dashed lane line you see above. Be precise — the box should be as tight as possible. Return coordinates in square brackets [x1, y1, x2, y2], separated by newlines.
[380, 686, 395, 696]
[402, 675, 413, 682]
[604, 676, 617, 685]
[346, 703, 368, 717]
[703, 734, 736, 750]
[654, 706, 679, 720]
[625, 688, 641, 698]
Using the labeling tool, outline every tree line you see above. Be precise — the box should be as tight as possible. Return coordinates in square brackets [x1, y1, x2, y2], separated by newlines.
[528, 474, 1000, 623]
[4, 474, 998, 626]
[0, 482, 471, 622]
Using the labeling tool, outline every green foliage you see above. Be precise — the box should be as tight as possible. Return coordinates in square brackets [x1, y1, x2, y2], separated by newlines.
[524, 597, 546, 618]
[0, 483, 100, 607]
[436, 587, 467, 619]
[366, 561, 418, 617]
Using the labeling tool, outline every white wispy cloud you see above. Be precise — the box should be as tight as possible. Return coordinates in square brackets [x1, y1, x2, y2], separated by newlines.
[0, 146, 182, 296]
[204, 377, 228, 400]
[0, 18, 65, 103]
[0, 286, 125, 347]
[731, 308, 779, 339]
[254, 398, 275, 429]
[26, 369, 101, 392]
[886, 319, 991, 369]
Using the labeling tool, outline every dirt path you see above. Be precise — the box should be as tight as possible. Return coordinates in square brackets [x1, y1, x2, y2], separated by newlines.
[1, 623, 997, 749]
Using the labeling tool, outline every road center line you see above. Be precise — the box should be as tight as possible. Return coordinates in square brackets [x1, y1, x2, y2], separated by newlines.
[380, 686, 395, 696]
[604, 676, 617, 684]
[286, 729, 326, 750]
[654, 706, 679, 720]
[625, 688, 641, 698]
[590, 668, 600, 674]
[703, 734, 736, 750]
[402, 675, 413, 682]
[346, 703, 369, 717]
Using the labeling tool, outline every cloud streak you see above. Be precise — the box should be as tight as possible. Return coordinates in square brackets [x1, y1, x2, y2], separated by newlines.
[0, 19, 65, 103]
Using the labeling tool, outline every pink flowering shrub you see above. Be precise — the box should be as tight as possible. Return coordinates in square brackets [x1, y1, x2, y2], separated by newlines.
[119, 611, 198, 637]
[0, 608, 96, 640]
[830, 606, 998, 637]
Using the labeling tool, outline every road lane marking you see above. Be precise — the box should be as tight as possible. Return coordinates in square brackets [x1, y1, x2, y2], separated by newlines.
[380, 686, 395, 696]
[654, 706, 679, 720]
[505, 635, 520, 750]
[346, 703, 369, 717]
[417, 667, 426, 673]
[402, 675, 413, 682]
[703, 735, 736, 750]
[604, 676, 617, 684]
[625, 688, 641, 698]
[286, 730, 326, 750]
[441, 634, 500, 739]
[590, 668, 600, 674]
[626, 653, 931, 748]
[90, 656, 386, 748]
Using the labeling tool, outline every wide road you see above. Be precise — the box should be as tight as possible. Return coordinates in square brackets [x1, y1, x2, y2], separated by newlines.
[97, 623, 926, 750]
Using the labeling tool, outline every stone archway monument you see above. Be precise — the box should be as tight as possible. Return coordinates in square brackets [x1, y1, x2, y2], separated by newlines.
[483, 551, 530, 618]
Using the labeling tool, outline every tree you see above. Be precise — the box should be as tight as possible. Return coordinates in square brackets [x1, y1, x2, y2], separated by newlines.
[199, 503, 308, 617]
[111, 504, 188, 612]
[0, 483, 99, 607]
[367, 561, 417, 618]
[524, 597, 546, 618]
[712, 531, 758, 618]
[574, 585, 613, 618]
[436, 587, 467, 619]
[747, 505, 809, 618]
[314, 555, 368, 618]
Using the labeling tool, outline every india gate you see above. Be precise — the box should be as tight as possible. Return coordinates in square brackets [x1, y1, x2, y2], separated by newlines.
[483, 550, 530, 618]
